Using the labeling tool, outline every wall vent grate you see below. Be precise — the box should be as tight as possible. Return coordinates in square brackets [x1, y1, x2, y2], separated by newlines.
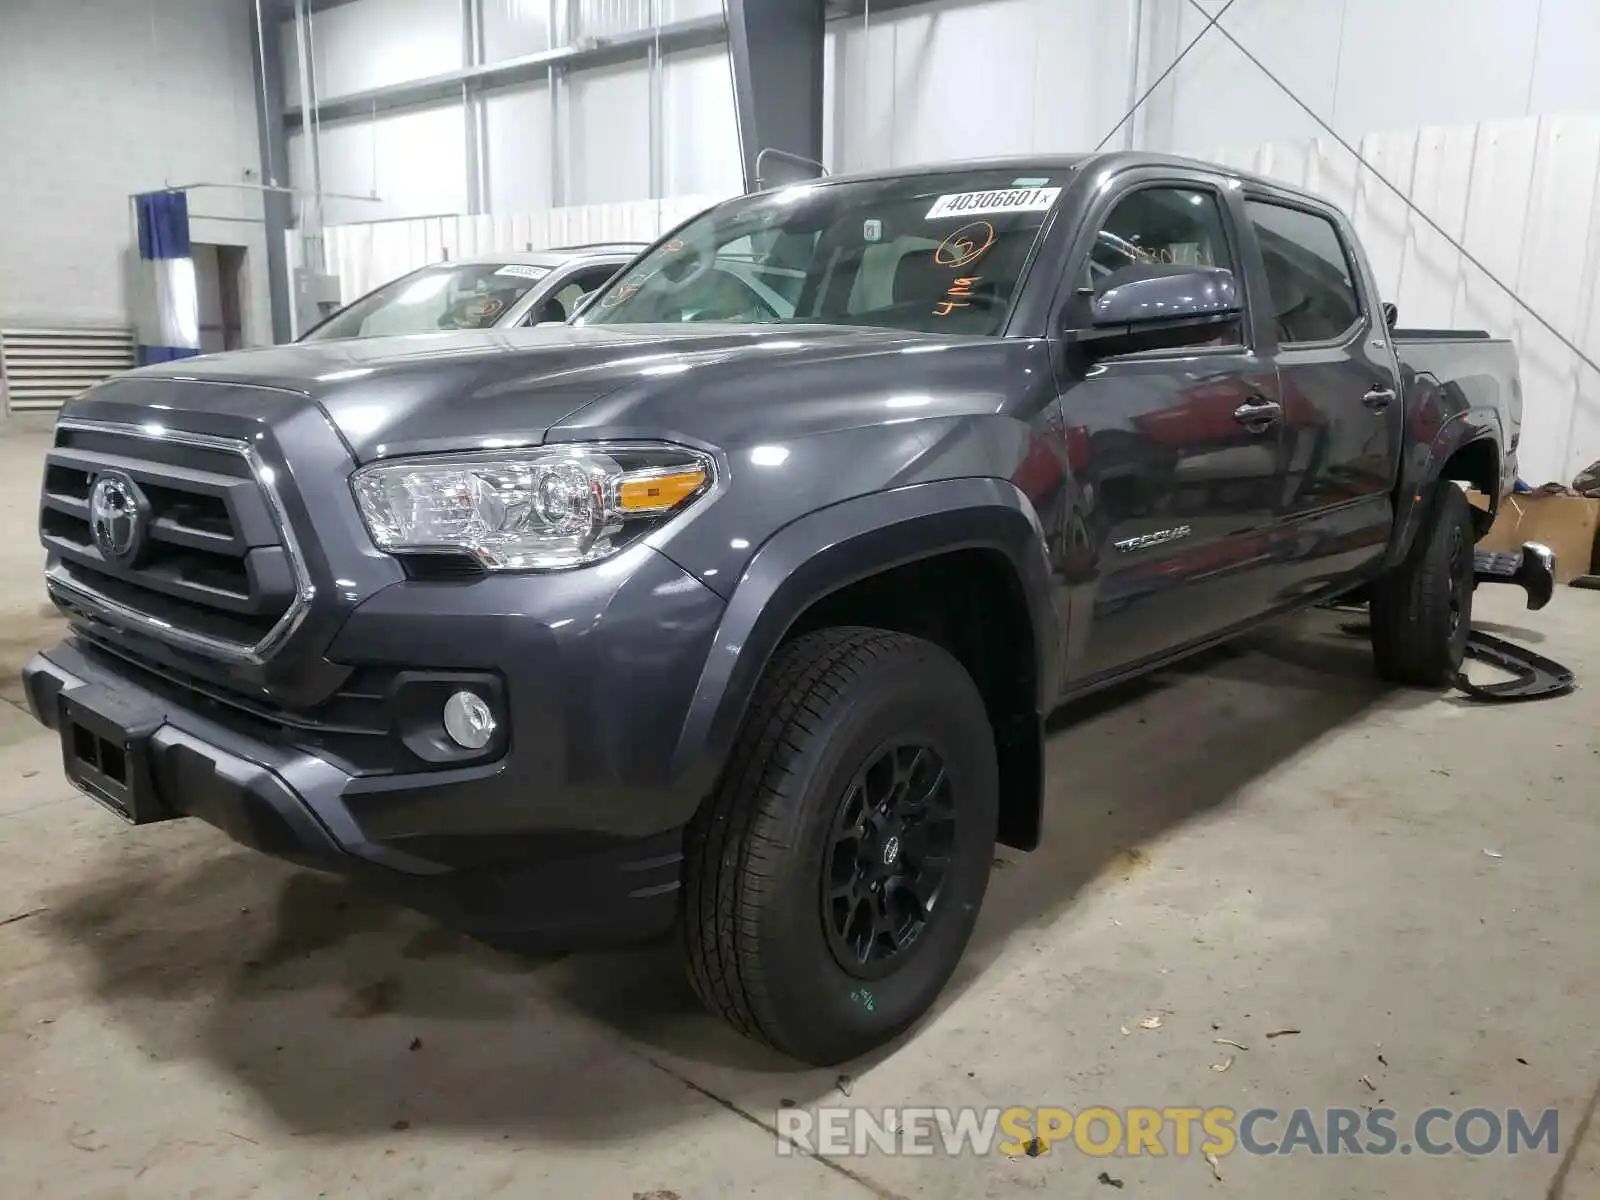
[1, 326, 136, 413]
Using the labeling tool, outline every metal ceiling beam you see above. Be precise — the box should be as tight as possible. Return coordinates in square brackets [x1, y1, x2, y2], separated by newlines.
[283, 13, 727, 129]
[275, 0, 365, 15]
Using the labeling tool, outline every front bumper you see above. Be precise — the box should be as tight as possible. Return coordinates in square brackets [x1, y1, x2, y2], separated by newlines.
[21, 630, 694, 947]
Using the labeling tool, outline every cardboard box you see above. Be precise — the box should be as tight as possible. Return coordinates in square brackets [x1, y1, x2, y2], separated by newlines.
[1477, 492, 1600, 582]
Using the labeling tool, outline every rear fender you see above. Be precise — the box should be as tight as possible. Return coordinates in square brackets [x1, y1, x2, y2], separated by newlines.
[667, 478, 1060, 813]
[1383, 383, 1504, 569]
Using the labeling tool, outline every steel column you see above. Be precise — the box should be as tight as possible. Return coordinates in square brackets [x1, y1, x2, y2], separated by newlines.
[461, 0, 488, 214]
[725, 0, 825, 190]
[249, 0, 293, 343]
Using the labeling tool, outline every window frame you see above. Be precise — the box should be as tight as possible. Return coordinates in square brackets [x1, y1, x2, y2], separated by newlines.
[1240, 194, 1367, 350]
[1055, 175, 1255, 362]
[521, 261, 629, 326]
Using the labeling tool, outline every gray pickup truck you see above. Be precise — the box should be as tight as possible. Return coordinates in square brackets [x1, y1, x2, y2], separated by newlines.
[25, 153, 1524, 1064]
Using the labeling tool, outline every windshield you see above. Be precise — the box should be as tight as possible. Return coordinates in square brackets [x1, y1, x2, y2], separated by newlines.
[302, 262, 550, 341]
[576, 168, 1071, 335]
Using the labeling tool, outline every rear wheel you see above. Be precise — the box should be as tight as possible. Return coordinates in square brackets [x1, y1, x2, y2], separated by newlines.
[1370, 483, 1475, 686]
[682, 627, 998, 1065]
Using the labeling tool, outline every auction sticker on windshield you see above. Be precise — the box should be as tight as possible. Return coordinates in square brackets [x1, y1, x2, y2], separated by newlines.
[494, 264, 550, 280]
[926, 186, 1061, 219]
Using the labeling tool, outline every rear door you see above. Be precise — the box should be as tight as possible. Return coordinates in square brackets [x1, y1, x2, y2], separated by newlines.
[1053, 173, 1288, 682]
[1240, 197, 1402, 598]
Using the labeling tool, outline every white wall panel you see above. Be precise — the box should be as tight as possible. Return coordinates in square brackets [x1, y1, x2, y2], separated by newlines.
[824, 14, 896, 174]
[1392, 126, 1478, 336]
[1159, 0, 1341, 153]
[295, 105, 469, 224]
[882, 0, 1039, 165]
[825, 0, 1133, 174]
[1144, 0, 1600, 159]
[0, 0, 266, 336]
[305, 0, 461, 100]
[568, 0, 722, 39]
[483, 0, 553, 61]
[485, 85, 556, 211]
[1331, 0, 1539, 139]
[661, 46, 741, 198]
[567, 61, 651, 203]
[1346, 132, 1417, 313]
[1448, 122, 1537, 344]
[1527, 1, 1600, 116]
[1033, 0, 1140, 152]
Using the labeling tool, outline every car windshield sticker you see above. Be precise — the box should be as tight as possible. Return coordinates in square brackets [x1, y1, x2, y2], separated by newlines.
[601, 282, 640, 308]
[934, 221, 995, 269]
[493, 264, 550, 280]
[934, 275, 983, 317]
[863, 218, 883, 243]
[926, 186, 1061, 220]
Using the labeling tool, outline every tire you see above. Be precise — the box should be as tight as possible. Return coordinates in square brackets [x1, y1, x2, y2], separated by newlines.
[682, 627, 998, 1065]
[1369, 482, 1475, 686]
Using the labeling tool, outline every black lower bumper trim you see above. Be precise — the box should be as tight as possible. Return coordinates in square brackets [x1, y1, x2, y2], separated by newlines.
[22, 642, 683, 944]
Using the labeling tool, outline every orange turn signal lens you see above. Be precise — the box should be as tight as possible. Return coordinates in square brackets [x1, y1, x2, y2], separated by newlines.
[616, 468, 707, 514]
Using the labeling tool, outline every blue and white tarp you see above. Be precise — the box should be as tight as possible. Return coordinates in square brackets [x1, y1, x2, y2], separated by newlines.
[135, 190, 200, 365]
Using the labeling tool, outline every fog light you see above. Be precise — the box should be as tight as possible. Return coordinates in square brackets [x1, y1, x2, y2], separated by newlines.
[442, 690, 496, 750]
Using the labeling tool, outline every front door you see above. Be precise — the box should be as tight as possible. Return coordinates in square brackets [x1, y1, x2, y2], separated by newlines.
[1054, 179, 1287, 682]
[1242, 197, 1402, 599]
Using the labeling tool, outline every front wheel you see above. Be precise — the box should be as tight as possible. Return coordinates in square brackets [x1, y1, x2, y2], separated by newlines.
[1369, 482, 1475, 686]
[682, 627, 998, 1065]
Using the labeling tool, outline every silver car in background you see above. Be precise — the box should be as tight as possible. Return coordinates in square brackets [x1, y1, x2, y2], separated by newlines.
[299, 242, 646, 342]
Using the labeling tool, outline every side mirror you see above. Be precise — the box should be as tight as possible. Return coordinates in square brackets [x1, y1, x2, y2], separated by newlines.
[1070, 264, 1242, 357]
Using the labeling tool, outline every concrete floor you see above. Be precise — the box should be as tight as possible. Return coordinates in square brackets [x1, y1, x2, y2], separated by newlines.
[0, 422, 1597, 1199]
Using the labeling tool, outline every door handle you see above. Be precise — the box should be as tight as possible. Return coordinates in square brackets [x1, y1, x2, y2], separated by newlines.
[1363, 386, 1397, 411]
[1232, 397, 1282, 433]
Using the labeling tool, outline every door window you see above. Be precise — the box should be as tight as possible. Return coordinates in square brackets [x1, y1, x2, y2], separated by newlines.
[1086, 187, 1241, 346]
[538, 264, 627, 323]
[1244, 201, 1362, 345]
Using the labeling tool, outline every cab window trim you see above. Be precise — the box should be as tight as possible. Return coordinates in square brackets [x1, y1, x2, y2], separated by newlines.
[1054, 175, 1255, 363]
[1240, 193, 1368, 352]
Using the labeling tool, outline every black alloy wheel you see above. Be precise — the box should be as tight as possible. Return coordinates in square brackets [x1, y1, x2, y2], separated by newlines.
[823, 742, 956, 978]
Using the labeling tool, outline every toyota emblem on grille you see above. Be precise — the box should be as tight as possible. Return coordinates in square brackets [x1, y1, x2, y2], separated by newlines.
[88, 471, 148, 565]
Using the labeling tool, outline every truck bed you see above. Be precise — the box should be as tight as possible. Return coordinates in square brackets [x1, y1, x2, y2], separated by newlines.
[1393, 328, 1521, 496]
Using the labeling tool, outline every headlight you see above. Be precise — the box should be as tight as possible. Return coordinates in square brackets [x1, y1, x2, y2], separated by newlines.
[351, 443, 714, 570]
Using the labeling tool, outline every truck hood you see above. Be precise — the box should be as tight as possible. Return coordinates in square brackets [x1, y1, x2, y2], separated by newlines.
[117, 324, 978, 461]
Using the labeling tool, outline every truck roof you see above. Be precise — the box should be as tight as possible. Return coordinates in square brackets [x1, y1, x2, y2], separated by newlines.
[451, 242, 647, 268]
[793, 151, 1315, 207]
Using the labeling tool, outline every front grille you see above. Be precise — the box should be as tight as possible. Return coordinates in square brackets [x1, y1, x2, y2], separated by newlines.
[73, 632, 412, 776]
[40, 419, 309, 661]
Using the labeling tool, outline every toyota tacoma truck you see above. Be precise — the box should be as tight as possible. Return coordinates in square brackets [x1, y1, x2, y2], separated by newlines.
[25, 153, 1526, 1065]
